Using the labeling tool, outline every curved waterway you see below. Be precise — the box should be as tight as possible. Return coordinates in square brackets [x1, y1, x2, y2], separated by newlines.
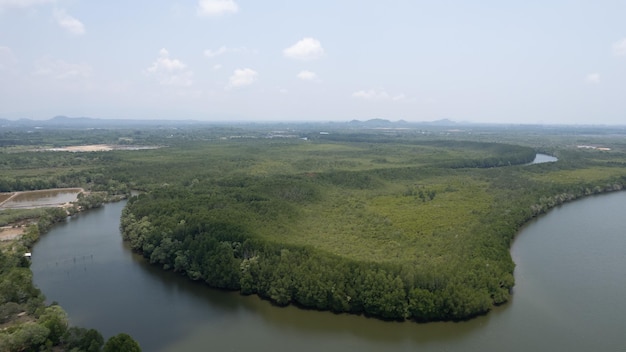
[31, 193, 626, 351]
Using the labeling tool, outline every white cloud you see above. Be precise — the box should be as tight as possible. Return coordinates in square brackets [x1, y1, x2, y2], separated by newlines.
[586, 73, 600, 84]
[0, 0, 55, 10]
[148, 48, 186, 71]
[213, 64, 222, 70]
[227, 68, 257, 89]
[53, 9, 85, 35]
[352, 89, 389, 100]
[297, 70, 318, 81]
[0, 46, 17, 70]
[204, 46, 228, 58]
[283, 38, 325, 61]
[197, 0, 238, 17]
[352, 89, 406, 101]
[32, 56, 92, 79]
[145, 48, 193, 86]
[613, 38, 626, 56]
[203, 46, 250, 58]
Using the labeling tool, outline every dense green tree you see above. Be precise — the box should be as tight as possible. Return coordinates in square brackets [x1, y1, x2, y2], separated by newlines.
[38, 305, 69, 345]
[5, 322, 50, 352]
[61, 327, 104, 352]
[103, 333, 141, 352]
[408, 288, 440, 321]
[0, 268, 41, 305]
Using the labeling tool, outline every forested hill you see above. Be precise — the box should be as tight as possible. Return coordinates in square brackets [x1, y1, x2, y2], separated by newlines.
[117, 136, 626, 321]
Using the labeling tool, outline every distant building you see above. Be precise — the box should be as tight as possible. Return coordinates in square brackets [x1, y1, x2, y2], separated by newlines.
[577, 145, 611, 151]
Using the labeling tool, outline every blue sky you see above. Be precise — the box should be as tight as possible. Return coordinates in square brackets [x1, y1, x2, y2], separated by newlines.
[1, 0, 625, 124]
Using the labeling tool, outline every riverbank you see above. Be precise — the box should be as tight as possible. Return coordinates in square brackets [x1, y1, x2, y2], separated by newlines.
[0, 205, 72, 350]
[0, 188, 93, 242]
[29, 190, 626, 352]
[0, 193, 137, 351]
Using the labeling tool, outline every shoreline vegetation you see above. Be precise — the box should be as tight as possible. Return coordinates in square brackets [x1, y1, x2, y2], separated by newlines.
[0, 190, 140, 351]
[1, 120, 626, 337]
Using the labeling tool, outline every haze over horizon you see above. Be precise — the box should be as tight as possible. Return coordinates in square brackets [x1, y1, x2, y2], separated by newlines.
[1, 1, 625, 125]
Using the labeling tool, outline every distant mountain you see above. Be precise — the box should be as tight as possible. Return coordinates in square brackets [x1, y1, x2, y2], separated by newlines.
[365, 118, 392, 125]
[0, 115, 467, 131]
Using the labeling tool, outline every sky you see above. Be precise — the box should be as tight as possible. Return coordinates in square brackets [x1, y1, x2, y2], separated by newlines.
[0, 0, 625, 124]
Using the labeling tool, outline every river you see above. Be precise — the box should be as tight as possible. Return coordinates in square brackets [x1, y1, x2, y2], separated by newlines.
[31, 192, 626, 351]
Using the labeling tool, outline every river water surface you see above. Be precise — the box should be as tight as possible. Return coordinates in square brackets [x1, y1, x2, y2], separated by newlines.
[31, 192, 626, 351]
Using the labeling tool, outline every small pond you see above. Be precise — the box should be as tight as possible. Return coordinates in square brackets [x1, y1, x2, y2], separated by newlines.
[0, 188, 82, 209]
[529, 153, 558, 164]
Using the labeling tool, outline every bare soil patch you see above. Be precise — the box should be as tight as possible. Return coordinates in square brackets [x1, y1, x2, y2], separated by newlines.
[0, 193, 13, 204]
[0, 226, 25, 241]
[48, 144, 113, 152]
[43, 144, 160, 152]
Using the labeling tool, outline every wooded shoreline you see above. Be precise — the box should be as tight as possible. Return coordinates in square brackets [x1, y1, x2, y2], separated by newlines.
[2, 123, 626, 341]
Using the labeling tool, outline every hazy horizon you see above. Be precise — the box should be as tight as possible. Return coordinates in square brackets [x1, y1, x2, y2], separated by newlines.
[4, 115, 626, 128]
[1, 1, 625, 125]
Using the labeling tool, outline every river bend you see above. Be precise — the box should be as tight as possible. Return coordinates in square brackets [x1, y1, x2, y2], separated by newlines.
[31, 192, 626, 351]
